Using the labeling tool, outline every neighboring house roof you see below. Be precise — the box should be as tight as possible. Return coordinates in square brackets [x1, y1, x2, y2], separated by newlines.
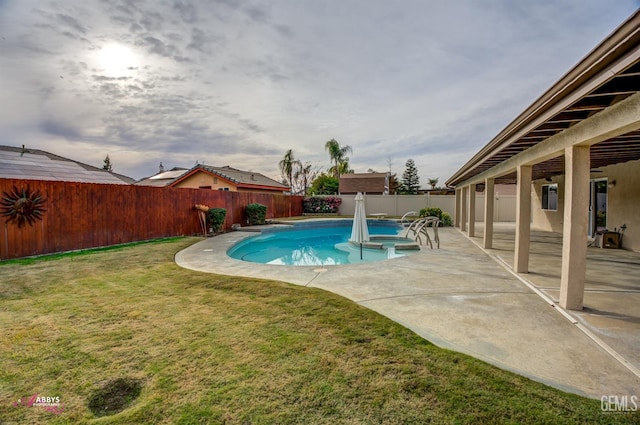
[339, 173, 388, 194]
[136, 164, 288, 192]
[171, 164, 288, 191]
[0, 145, 135, 184]
[134, 167, 189, 187]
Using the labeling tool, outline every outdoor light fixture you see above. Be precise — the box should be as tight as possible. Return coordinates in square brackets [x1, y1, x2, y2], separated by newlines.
[545, 177, 553, 182]
[608, 180, 616, 188]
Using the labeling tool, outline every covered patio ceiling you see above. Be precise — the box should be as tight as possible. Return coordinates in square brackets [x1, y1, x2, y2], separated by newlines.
[447, 11, 640, 188]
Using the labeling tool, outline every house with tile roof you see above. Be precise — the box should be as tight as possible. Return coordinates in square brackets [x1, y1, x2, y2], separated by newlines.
[136, 164, 288, 194]
[0, 145, 135, 184]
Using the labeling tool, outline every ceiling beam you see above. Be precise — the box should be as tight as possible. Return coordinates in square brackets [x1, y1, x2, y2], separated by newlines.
[452, 92, 640, 187]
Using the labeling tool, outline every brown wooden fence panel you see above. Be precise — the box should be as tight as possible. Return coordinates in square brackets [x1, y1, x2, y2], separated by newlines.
[0, 179, 303, 260]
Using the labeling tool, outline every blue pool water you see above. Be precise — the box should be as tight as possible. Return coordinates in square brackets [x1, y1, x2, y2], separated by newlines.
[227, 220, 418, 266]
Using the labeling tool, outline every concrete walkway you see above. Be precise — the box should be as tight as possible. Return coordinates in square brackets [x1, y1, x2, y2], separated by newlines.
[175, 223, 640, 399]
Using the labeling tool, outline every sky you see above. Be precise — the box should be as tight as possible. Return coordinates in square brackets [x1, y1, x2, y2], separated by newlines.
[0, 1, 638, 184]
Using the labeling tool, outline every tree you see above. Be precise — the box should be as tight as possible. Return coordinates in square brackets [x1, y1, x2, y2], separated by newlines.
[427, 177, 439, 190]
[293, 161, 320, 195]
[387, 173, 400, 195]
[324, 138, 352, 178]
[309, 173, 339, 195]
[400, 159, 420, 194]
[102, 155, 113, 172]
[279, 149, 301, 194]
[336, 160, 353, 176]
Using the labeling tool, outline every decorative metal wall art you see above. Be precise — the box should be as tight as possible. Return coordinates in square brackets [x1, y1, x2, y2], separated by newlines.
[1, 186, 47, 228]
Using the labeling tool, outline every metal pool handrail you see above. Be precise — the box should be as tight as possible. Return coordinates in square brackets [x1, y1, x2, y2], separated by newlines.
[404, 216, 441, 249]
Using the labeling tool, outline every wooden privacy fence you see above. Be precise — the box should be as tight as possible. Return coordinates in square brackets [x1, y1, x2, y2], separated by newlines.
[0, 179, 303, 260]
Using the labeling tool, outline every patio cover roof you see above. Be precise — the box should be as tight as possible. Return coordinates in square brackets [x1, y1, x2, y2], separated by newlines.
[446, 11, 640, 188]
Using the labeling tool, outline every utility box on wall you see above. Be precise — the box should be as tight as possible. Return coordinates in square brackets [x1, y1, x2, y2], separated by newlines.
[599, 232, 621, 249]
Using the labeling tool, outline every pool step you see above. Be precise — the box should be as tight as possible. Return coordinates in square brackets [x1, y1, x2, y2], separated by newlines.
[350, 240, 421, 251]
[350, 241, 384, 249]
[394, 243, 421, 250]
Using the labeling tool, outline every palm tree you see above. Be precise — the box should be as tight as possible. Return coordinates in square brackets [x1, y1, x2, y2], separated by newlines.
[428, 177, 439, 190]
[279, 149, 300, 194]
[324, 139, 352, 177]
[336, 160, 353, 176]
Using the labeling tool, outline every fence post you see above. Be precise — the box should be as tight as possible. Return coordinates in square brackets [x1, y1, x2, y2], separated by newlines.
[394, 192, 398, 216]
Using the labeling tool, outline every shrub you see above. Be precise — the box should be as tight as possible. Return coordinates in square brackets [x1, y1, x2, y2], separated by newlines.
[419, 207, 452, 226]
[308, 174, 339, 195]
[246, 203, 267, 225]
[303, 196, 342, 214]
[207, 208, 227, 234]
[419, 207, 443, 219]
[441, 212, 453, 227]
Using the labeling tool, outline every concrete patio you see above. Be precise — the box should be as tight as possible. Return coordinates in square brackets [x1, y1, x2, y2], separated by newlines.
[175, 221, 640, 399]
[468, 222, 640, 382]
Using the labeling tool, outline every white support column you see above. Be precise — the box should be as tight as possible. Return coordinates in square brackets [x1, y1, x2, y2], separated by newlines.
[514, 165, 532, 273]
[461, 186, 468, 232]
[560, 145, 590, 310]
[454, 189, 461, 227]
[483, 178, 495, 249]
[468, 184, 476, 237]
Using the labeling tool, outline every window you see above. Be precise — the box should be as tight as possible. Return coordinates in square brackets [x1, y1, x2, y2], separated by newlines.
[541, 184, 558, 211]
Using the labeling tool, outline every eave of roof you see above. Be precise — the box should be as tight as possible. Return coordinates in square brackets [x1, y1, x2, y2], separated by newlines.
[168, 167, 232, 187]
[235, 182, 286, 191]
[340, 173, 387, 179]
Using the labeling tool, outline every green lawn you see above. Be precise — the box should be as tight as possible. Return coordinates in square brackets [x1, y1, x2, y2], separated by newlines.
[0, 238, 637, 424]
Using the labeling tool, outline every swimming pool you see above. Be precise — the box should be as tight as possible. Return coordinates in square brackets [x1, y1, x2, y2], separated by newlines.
[227, 220, 419, 266]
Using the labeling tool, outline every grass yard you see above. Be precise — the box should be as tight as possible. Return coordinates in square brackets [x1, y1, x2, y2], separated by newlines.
[0, 238, 638, 424]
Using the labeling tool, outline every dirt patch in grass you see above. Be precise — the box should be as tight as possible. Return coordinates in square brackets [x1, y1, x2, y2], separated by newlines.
[88, 377, 142, 417]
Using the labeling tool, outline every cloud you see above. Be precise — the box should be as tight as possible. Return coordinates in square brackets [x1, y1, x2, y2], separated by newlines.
[0, 0, 637, 182]
[55, 13, 87, 34]
[187, 28, 220, 54]
[40, 119, 83, 140]
[172, 0, 198, 24]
